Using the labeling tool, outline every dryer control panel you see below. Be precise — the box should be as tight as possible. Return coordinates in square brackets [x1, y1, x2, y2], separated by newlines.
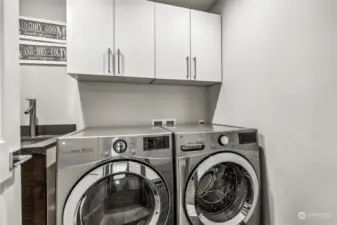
[177, 130, 258, 153]
[238, 132, 257, 144]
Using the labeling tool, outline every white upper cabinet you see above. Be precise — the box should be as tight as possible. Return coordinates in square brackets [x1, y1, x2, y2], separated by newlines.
[191, 10, 222, 82]
[66, 0, 222, 85]
[67, 0, 114, 75]
[115, 0, 155, 78]
[155, 3, 190, 80]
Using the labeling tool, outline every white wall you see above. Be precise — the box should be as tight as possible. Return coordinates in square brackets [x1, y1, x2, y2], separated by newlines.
[0, 0, 22, 224]
[78, 82, 208, 127]
[212, 0, 337, 225]
[20, 0, 209, 128]
[0, 168, 22, 225]
[20, 66, 83, 126]
[21, 71, 209, 128]
[150, 0, 217, 11]
[19, 0, 81, 126]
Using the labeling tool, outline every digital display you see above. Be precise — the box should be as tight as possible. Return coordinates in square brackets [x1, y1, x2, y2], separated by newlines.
[238, 132, 257, 144]
[144, 136, 170, 151]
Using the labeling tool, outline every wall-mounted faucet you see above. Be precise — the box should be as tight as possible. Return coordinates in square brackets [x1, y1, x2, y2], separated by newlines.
[24, 99, 37, 137]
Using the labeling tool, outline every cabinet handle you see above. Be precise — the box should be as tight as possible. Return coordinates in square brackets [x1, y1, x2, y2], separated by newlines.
[117, 49, 121, 75]
[186, 56, 190, 79]
[108, 48, 111, 74]
[193, 57, 197, 80]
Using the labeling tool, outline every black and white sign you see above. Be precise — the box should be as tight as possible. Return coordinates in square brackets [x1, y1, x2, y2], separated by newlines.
[19, 41, 66, 65]
[19, 16, 66, 43]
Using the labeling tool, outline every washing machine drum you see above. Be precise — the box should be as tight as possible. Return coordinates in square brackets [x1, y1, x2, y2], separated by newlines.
[185, 153, 259, 225]
[63, 160, 170, 225]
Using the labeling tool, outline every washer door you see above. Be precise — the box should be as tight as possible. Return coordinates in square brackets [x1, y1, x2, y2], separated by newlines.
[185, 153, 259, 225]
[63, 160, 170, 225]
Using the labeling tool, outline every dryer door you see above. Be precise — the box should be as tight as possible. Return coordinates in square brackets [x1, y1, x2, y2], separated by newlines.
[63, 160, 170, 225]
[185, 152, 259, 225]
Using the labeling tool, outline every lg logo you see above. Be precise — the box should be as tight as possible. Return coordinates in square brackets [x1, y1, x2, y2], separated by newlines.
[298, 212, 307, 220]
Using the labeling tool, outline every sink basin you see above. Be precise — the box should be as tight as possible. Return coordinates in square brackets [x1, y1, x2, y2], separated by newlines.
[21, 135, 55, 145]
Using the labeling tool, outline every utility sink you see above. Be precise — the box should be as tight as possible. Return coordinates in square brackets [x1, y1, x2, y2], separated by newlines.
[21, 135, 56, 145]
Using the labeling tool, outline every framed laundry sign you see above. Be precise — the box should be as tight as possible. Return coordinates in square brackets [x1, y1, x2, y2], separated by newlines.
[19, 16, 66, 43]
[19, 41, 67, 65]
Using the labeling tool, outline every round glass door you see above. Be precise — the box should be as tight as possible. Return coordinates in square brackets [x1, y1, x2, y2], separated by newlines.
[185, 153, 259, 225]
[63, 161, 170, 225]
[79, 173, 155, 225]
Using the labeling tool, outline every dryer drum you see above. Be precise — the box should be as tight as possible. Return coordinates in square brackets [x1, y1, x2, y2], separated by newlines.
[184, 152, 259, 225]
[194, 162, 253, 223]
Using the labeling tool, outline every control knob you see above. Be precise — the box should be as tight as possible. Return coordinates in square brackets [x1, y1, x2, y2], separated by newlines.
[219, 135, 229, 146]
[113, 140, 127, 153]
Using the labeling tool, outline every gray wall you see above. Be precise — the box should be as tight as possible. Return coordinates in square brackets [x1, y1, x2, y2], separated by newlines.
[212, 0, 337, 224]
[20, 0, 209, 128]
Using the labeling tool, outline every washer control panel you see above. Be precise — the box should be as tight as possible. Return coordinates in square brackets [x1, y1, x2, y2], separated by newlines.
[143, 136, 170, 151]
[98, 135, 172, 159]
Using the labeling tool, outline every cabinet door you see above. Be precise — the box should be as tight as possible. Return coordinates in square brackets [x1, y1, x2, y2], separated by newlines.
[22, 183, 46, 219]
[21, 155, 46, 184]
[23, 217, 45, 225]
[191, 10, 222, 82]
[67, 0, 114, 75]
[115, 0, 155, 78]
[155, 4, 191, 80]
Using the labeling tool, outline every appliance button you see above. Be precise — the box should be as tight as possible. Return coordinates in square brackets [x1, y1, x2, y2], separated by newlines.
[219, 135, 229, 146]
[113, 140, 127, 153]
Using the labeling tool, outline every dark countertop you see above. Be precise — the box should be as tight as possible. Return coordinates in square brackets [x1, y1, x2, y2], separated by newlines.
[19, 135, 59, 155]
[16, 124, 77, 155]
[21, 124, 76, 137]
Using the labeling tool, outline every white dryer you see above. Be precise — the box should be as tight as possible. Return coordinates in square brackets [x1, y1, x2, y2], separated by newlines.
[56, 126, 174, 225]
[164, 124, 261, 225]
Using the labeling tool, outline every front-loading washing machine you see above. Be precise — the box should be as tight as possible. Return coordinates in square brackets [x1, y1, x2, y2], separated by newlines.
[163, 124, 261, 225]
[56, 126, 174, 225]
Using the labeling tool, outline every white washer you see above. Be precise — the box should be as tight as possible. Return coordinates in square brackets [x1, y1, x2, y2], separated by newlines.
[163, 124, 261, 225]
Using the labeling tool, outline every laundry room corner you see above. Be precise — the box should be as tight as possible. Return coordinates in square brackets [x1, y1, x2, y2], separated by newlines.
[3, 0, 337, 224]
[211, 0, 337, 224]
